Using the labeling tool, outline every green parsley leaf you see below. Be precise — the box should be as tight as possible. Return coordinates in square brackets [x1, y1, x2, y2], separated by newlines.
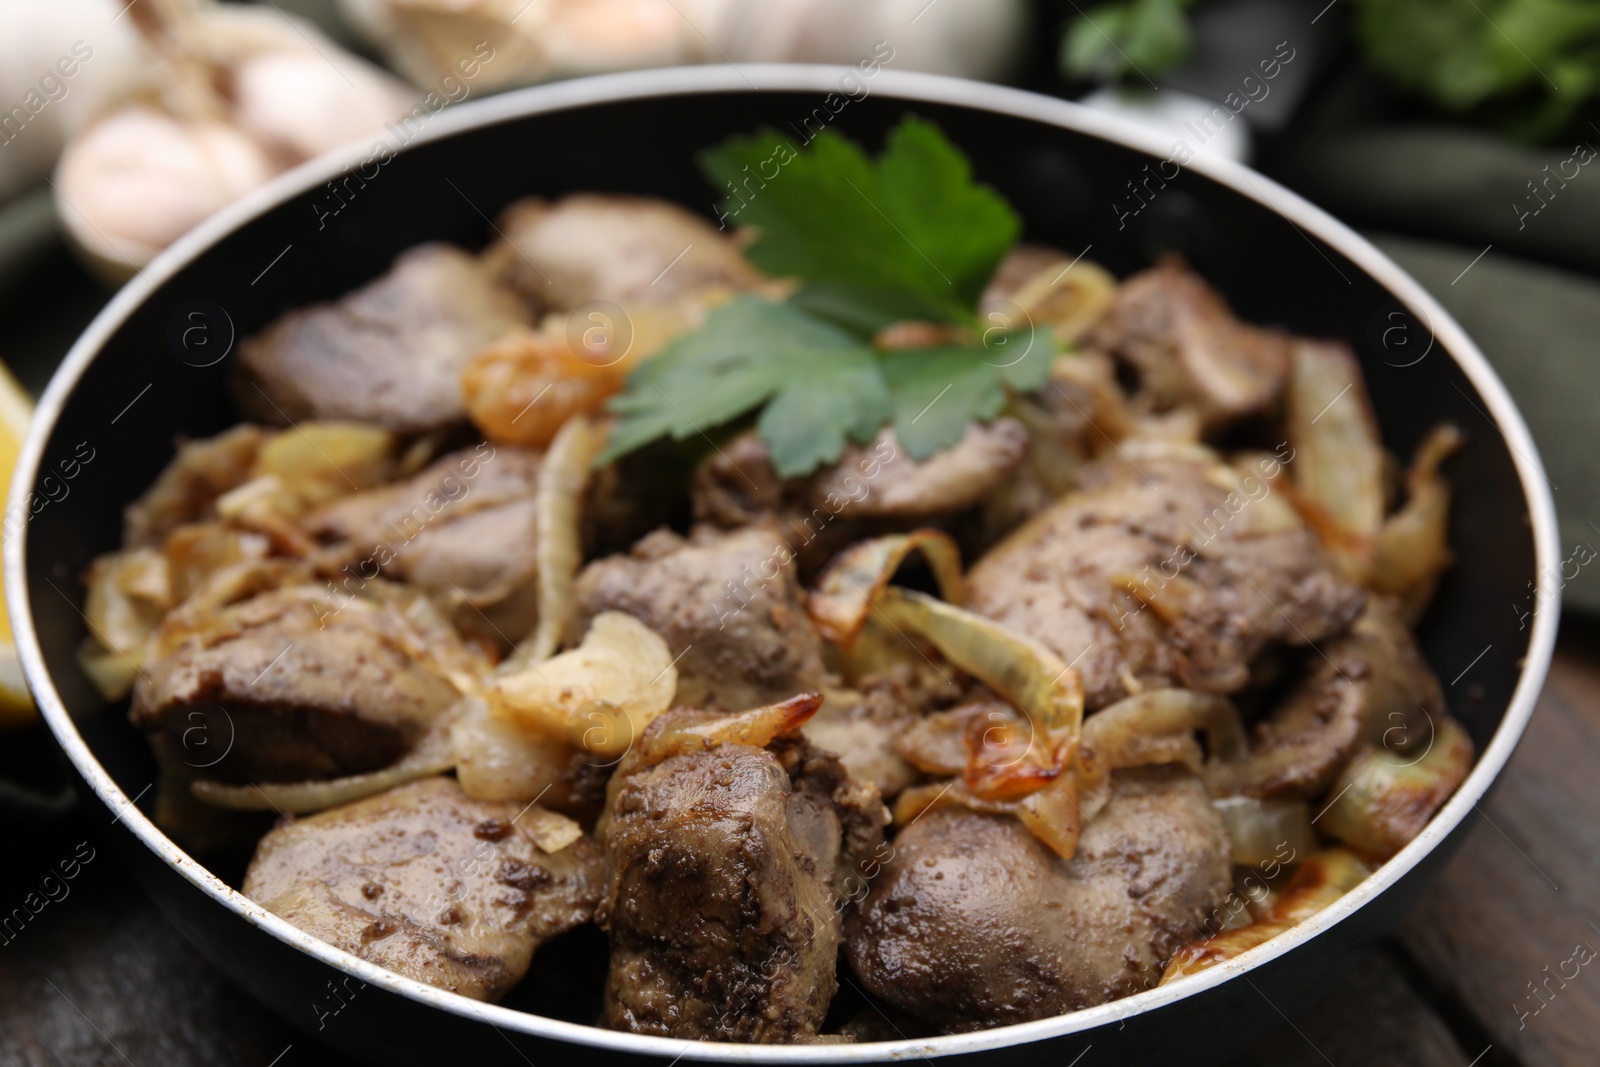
[598, 296, 889, 476]
[600, 118, 1052, 477]
[758, 352, 892, 477]
[699, 116, 1020, 325]
[989, 326, 1057, 394]
[881, 331, 1053, 461]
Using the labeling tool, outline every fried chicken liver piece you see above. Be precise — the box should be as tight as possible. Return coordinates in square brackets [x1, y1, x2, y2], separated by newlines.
[597, 705, 887, 1042]
[847, 766, 1231, 1031]
[130, 570, 478, 783]
[967, 446, 1364, 710]
[244, 777, 601, 1001]
[234, 244, 528, 434]
[568, 524, 830, 713]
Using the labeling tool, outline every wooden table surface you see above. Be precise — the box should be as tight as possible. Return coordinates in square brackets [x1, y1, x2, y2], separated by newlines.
[1, 617, 1595, 1067]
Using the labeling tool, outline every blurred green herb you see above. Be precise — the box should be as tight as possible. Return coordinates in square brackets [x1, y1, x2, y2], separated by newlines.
[600, 117, 1052, 478]
[1060, 0, 1196, 84]
[1057, 0, 1600, 144]
[1352, 0, 1600, 142]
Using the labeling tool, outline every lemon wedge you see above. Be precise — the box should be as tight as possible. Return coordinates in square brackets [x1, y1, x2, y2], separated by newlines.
[0, 361, 36, 732]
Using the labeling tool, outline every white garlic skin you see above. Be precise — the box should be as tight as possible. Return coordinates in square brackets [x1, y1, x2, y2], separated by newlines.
[343, 0, 1027, 90]
[54, 107, 275, 269]
[698, 0, 1027, 81]
[232, 49, 415, 163]
[47, 3, 417, 277]
[0, 0, 152, 200]
[540, 0, 697, 76]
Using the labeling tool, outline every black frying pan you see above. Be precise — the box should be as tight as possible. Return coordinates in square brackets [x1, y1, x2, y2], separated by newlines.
[4, 67, 1560, 1065]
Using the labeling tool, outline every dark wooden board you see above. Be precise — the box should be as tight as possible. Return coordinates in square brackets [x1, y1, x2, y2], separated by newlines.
[1399, 617, 1600, 1067]
[1231, 949, 1472, 1067]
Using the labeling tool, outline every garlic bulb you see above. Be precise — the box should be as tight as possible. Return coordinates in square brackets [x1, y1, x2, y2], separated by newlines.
[695, 0, 1027, 82]
[174, 2, 416, 165]
[539, 0, 698, 76]
[342, 0, 705, 89]
[0, 0, 152, 201]
[341, 0, 559, 90]
[232, 50, 415, 162]
[50, 0, 416, 279]
[55, 106, 276, 269]
[342, 0, 1027, 90]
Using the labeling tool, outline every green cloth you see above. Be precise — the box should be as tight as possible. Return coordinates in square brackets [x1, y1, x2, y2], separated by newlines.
[1273, 125, 1600, 276]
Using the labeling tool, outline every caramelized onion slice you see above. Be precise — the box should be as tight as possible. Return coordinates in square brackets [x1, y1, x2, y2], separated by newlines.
[518, 805, 585, 853]
[452, 695, 572, 804]
[960, 704, 1061, 801]
[876, 587, 1084, 738]
[808, 535, 1082, 758]
[213, 423, 397, 554]
[1369, 424, 1463, 624]
[893, 779, 1019, 826]
[1014, 778, 1083, 860]
[490, 611, 676, 757]
[826, 612, 944, 688]
[77, 645, 141, 706]
[1005, 256, 1119, 344]
[1212, 796, 1319, 867]
[897, 703, 989, 776]
[899, 704, 1066, 804]
[1285, 340, 1385, 575]
[633, 692, 824, 770]
[1162, 922, 1285, 980]
[1268, 848, 1373, 922]
[1083, 688, 1249, 771]
[191, 704, 461, 815]
[79, 547, 173, 700]
[1318, 713, 1473, 857]
[518, 414, 608, 665]
[1161, 848, 1372, 983]
[252, 421, 396, 511]
[163, 522, 271, 604]
[808, 530, 965, 646]
[893, 775, 1083, 861]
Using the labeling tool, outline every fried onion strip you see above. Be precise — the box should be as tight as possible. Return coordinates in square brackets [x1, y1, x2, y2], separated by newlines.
[1369, 424, 1463, 623]
[1212, 795, 1319, 867]
[519, 414, 608, 665]
[1317, 713, 1474, 857]
[1285, 340, 1384, 577]
[892, 776, 1086, 862]
[1082, 688, 1248, 771]
[812, 535, 1088, 856]
[876, 587, 1083, 738]
[1160, 849, 1373, 983]
[807, 530, 965, 646]
[491, 611, 677, 757]
[630, 693, 824, 771]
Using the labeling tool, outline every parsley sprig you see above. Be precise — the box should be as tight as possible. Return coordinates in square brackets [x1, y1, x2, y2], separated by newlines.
[599, 116, 1051, 477]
